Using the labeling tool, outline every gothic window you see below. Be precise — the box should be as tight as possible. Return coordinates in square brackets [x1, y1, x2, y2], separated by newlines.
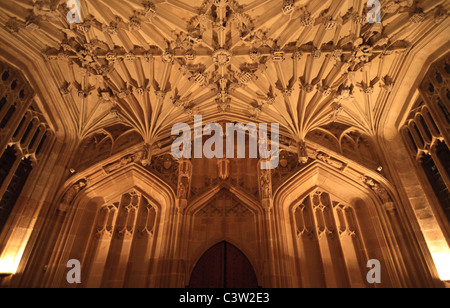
[0, 61, 52, 234]
[0, 104, 16, 129]
[293, 191, 367, 287]
[402, 53, 450, 223]
[82, 192, 158, 287]
[0, 158, 33, 231]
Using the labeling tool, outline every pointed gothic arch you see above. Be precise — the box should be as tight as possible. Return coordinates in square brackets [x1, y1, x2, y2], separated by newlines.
[178, 184, 266, 288]
[32, 164, 176, 288]
[188, 241, 259, 288]
[273, 162, 407, 288]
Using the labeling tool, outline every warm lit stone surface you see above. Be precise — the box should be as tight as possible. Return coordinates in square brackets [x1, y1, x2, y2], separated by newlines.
[0, 0, 449, 288]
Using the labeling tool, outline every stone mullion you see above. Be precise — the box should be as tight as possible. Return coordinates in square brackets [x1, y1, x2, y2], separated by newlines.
[10, 113, 32, 143]
[422, 107, 442, 139]
[295, 197, 326, 287]
[0, 150, 23, 199]
[415, 115, 433, 146]
[28, 126, 46, 155]
[430, 146, 450, 189]
[124, 200, 157, 288]
[311, 192, 349, 288]
[310, 191, 336, 288]
[86, 205, 118, 288]
[102, 193, 140, 287]
[408, 121, 425, 153]
[334, 205, 367, 287]
[114, 195, 140, 287]
[257, 161, 281, 286]
[0, 97, 32, 154]
[421, 94, 450, 145]
[20, 120, 39, 151]
[0, 95, 14, 123]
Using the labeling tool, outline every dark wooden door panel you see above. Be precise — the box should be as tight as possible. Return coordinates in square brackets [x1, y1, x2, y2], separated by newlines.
[189, 242, 258, 288]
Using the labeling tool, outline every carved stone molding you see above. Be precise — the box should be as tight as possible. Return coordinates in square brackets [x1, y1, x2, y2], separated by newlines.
[58, 178, 88, 212]
[361, 176, 393, 205]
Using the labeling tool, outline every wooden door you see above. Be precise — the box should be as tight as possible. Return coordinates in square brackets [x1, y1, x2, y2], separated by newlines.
[189, 242, 258, 288]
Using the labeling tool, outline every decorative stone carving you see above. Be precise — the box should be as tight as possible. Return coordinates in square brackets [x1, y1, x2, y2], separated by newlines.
[258, 167, 272, 200]
[380, 76, 394, 92]
[185, 49, 196, 61]
[104, 22, 118, 35]
[60, 82, 72, 96]
[409, 5, 425, 24]
[162, 50, 174, 64]
[103, 155, 134, 174]
[138, 204, 156, 237]
[384, 0, 414, 14]
[59, 179, 88, 212]
[361, 176, 393, 204]
[265, 94, 276, 105]
[315, 151, 347, 171]
[272, 51, 285, 62]
[250, 30, 275, 48]
[128, 16, 141, 31]
[217, 158, 230, 180]
[196, 192, 252, 218]
[330, 102, 344, 122]
[434, 6, 448, 24]
[300, 10, 314, 27]
[142, 1, 157, 19]
[311, 47, 322, 58]
[5, 18, 20, 33]
[177, 159, 192, 200]
[282, 0, 295, 15]
[213, 49, 232, 66]
[317, 84, 333, 96]
[323, 17, 337, 30]
[25, 16, 40, 31]
[297, 141, 309, 164]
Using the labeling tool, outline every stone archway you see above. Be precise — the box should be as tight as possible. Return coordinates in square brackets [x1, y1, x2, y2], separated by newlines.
[189, 241, 259, 288]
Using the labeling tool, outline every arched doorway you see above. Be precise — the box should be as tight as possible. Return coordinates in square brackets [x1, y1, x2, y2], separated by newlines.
[189, 241, 259, 288]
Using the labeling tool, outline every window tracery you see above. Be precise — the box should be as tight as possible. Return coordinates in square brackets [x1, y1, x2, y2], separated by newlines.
[0, 61, 52, 234]
[402, 53, 450, 222]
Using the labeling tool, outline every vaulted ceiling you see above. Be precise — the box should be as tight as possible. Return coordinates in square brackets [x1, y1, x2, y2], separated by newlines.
[0, 0, 448, 164]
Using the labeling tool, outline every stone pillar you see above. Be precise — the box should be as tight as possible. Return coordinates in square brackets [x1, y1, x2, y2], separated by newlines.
[257, 160, 278, 287]
[170, 159, 192, 287]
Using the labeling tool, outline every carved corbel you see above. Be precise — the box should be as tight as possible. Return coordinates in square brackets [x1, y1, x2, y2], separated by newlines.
[296, 141, 309, 164]
[361, 176, 394, 210]
[58, 178, 88, 213]
[217, 158, 230, 181]
[258, 160, 273, 211]
[177, 159, 193, 203]
[103, 155, 134, 174]
[315, 151, 347, 171]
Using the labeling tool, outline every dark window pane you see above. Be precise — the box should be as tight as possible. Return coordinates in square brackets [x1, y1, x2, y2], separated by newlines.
[429, 83, 434, 93]
[0, 105, 16, 129]
[29, 128, 41, 149]
[0, 146, 17, 187]
[418, 115, 432, 141]
[21, 121, 34, 144]
[0, 97, 6, 112]
[35, 133, 47, 155]
[2, 70, 9, 81]
[0, 158, 33, 234]
[437, 97, 450, 124]
[10, 80, 17, 91]
[13, 116, 26, 138]
[421, 153, 450, 222]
